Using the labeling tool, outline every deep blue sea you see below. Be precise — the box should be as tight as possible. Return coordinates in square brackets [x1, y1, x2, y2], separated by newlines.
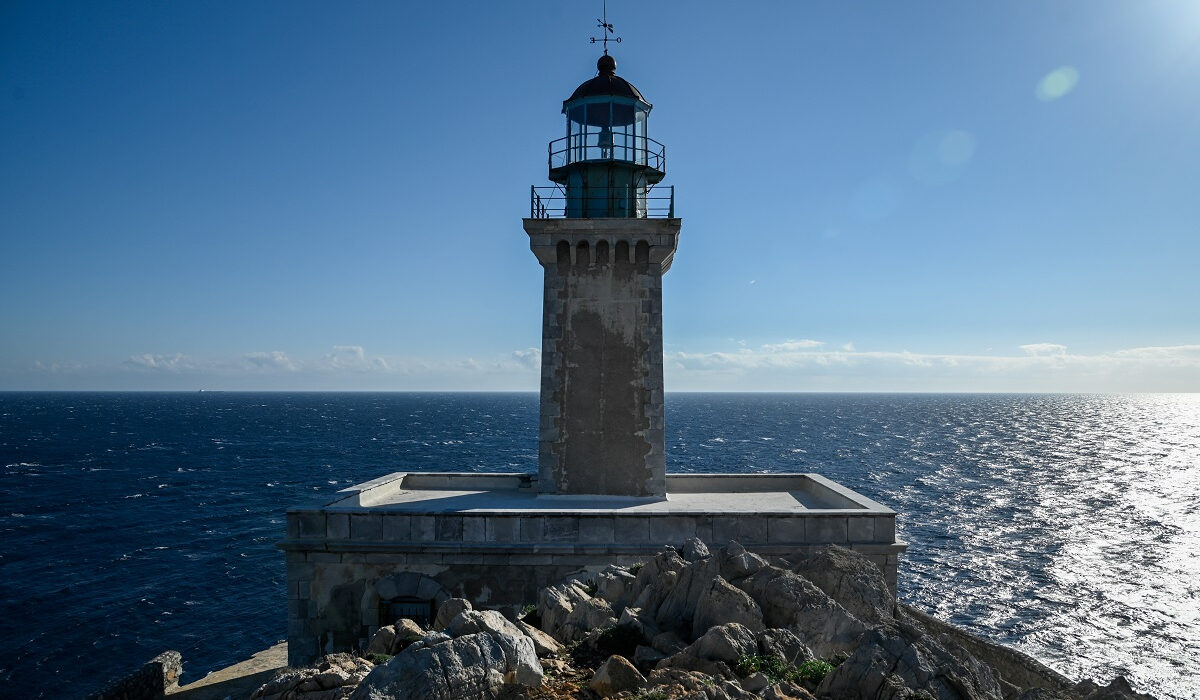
[1, 393, 1197, 699]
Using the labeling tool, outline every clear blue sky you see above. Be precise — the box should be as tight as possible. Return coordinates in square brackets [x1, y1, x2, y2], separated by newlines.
[2, 1, 1198, 391]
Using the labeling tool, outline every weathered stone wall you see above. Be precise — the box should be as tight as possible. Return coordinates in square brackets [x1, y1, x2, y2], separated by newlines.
[86, 650, 181, 700]
[525, 218, 680, 497]
[282, 502, 903, 666]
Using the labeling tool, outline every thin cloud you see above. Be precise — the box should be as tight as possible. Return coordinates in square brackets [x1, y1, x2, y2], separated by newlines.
[667, 342, 1200, 392]
[244, 351, 299, 371]
[1020, 343, 1068, 356]
[124, 353, 193, 371]
[762, 339, 825, 352]
[511, 348, 541, 369]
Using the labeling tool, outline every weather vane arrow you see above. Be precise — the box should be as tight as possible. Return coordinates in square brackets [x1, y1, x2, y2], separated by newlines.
[589, 0, 622, 54]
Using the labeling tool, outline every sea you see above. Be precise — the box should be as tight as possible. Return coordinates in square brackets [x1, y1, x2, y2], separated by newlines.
[0, 392, 1196, 700]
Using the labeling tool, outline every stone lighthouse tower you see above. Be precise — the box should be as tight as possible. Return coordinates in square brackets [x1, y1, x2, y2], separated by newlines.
[280, 40, 905, 667]
[523, 54, 681, 498]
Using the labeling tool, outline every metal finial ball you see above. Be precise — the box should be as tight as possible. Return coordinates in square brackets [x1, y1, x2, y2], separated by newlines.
[597, 54, 616, 75]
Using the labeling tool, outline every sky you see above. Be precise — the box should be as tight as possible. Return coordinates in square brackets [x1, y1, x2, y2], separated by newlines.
[2, 1, 1199, 392]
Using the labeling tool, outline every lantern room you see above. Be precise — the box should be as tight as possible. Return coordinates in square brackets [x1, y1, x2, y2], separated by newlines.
[541, 55, 668, 218]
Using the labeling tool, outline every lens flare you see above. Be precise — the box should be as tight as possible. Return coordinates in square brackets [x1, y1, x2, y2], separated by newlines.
[1036, 66, 1080, 101]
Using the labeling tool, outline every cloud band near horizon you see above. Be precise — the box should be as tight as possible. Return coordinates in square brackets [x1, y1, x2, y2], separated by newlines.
[9, 341, 1200, 393]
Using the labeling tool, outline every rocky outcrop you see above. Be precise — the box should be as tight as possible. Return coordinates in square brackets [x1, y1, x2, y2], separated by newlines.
[251, 653, 372, 700]
[249, 540, 1159, 700]
[432, 597, 472, 631]
[89, 650, 183, 700]
[349, 633, 514, 700]
[363, 618, 425, 656]
[816, 626, 1004, 700]
[588, 654, 645, 697]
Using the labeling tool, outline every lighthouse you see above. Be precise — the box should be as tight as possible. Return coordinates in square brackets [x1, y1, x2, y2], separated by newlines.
[524, 53, 680, 498]
[281, 38, 905, 668]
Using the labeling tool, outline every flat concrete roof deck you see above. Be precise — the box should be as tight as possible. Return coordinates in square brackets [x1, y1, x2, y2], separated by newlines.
[313, 472, 894, 515]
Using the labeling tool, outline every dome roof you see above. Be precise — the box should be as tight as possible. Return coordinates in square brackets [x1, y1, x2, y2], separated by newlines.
[565, 55, 647, 104]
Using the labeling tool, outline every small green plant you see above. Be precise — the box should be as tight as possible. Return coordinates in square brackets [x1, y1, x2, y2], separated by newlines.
[582, 579, 598, 596]
[366, 653, 393, 665]
[795, 659, 835, 685]
[628, 562, 644, 574]
[519, 603, 536, 618]
[736, 654, 835, 686]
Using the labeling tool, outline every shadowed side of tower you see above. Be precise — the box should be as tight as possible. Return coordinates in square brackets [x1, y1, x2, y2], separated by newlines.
[525, 218, 678, 497]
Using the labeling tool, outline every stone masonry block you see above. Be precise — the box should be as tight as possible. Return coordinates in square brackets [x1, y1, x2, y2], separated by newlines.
[807, 516, 849, 544]
[326, 514, 350, 540]
[711, 517, 740, 544]
[486, 517, 519, 543]
[382, 514, 411, 541]
[435, 516, 463, 541]
[351, 514, 383, 541]
[736, 517, 768, 544]
[686, 515, 713, 544]
[286, 562, 314, 583]
[767, 517, 806, 544]
[613, 517, 650, 544]
[288, 599, 308, 619]
[543, 516, 580, 543]
[874, 516, 896, 543]
[847, 516, 875, 543]
[412, 516, 436, 542]
[295, 512, 326, 539]
[462, 516, 486, 542]
[578, 517, 615, 544]
[520, 516, 545, 543]
[649, 516, 696, 545]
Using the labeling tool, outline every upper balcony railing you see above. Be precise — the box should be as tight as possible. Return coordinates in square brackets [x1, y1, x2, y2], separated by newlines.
[548, 135, 666, 173]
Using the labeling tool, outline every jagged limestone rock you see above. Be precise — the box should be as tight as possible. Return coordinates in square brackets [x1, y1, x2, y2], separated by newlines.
[693, 575, 765, 636]
[817, 626, 1003, 700]
[537, 579, 591, 639]
[791, 545, 896, 627]
[349, 631, 538, 700]
[557, 596, 618, 643]
[432, 597, 472, 631]
[589, 654, 646, 697]
[654, 555, 721, 636]
[682, 622, 758, 664]
[736, 566, 868, 658]
[755, 627, 814, 666]
[516, 619, 563, 657]
[681, 536, 711, 562]
[595, 564, 638, 611]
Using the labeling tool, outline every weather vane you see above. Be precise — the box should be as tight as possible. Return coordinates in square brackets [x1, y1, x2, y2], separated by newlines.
[589, 0, 621, 55]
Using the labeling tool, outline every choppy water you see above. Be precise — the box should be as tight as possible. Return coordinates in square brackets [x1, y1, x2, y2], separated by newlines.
[0, 393, 1196, 699]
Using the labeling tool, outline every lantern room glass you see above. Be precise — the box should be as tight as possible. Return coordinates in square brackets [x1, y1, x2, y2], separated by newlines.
[564, 96, 651, 166]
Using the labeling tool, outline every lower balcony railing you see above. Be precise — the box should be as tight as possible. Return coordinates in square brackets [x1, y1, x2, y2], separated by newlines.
[530, 185, 674, 219]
